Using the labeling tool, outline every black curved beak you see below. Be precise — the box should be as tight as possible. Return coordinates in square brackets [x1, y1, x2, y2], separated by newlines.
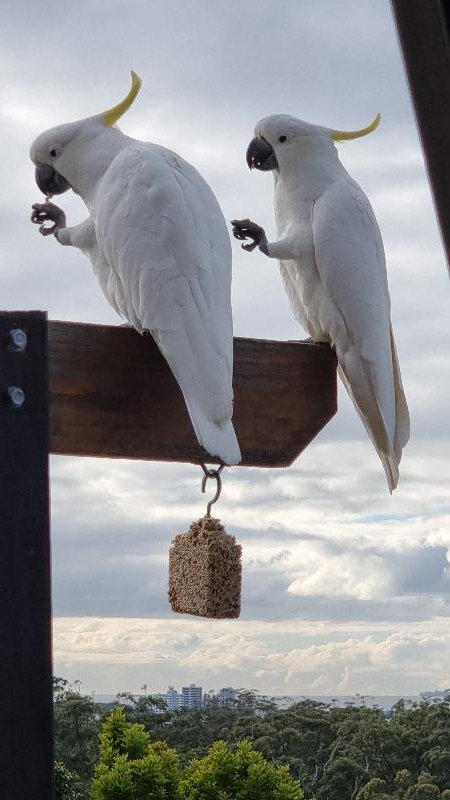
[246, 137, 278, 171]
[35, 164, 71, 197]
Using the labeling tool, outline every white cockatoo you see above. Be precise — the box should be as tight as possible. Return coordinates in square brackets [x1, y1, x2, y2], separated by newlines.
[232, 113, 409, 491]
[30, 72, 240, 465]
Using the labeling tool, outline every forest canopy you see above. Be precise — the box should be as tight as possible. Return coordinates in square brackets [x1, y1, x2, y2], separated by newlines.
[54, 679, 450, 800]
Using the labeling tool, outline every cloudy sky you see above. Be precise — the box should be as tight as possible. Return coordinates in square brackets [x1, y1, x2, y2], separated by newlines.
[2, 0, 450, 697]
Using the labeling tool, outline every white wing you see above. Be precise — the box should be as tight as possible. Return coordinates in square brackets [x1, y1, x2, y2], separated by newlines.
[91, 142, 240, 465]
[312, 176, 409, 491]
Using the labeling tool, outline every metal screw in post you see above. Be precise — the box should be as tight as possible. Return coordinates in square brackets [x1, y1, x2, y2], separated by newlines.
[8, 328, 27, 353]
[7, 386, 26, 409]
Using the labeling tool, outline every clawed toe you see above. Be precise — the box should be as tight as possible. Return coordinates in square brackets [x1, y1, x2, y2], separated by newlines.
[30, 202, 66, 236]
[230, 218, 267, 252]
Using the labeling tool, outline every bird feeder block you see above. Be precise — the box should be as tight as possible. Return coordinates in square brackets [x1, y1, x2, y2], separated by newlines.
[169, 516, 242, 618]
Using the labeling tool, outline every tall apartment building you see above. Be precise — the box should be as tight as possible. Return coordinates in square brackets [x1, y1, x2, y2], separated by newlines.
[182, 683, 202, 709]
[166, 686, 181, 711]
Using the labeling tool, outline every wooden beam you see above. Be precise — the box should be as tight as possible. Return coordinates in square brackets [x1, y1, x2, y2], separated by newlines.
[391, 0, 450, 270]
[48, 321, 337, 468]
[0, 311, 54, 799]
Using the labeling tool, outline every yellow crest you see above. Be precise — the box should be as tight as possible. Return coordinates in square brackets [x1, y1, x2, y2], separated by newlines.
[103, 71, 142, 127]
[332, 112, 381, 142]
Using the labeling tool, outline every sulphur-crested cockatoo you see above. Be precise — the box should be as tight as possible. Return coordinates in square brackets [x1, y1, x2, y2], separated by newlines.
[232, 113, 409, 491]
[30, 72, 240, 465]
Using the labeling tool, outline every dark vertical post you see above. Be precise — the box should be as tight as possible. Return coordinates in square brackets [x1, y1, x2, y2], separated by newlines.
[391, 0, 450, 270]
[0, 311, 53, 799]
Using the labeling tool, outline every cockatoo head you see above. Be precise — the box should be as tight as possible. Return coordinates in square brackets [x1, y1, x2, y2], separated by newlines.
[30, 71, 142, 198]
[246, 112, 381, 173]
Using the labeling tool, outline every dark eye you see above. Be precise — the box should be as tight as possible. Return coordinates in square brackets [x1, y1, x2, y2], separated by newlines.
[278, 135, 287, 143]
[49, 148, 57, 158]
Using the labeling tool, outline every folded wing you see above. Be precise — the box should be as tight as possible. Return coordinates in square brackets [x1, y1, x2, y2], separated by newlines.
[312, 176, 409, 490]
[93, 143, 241, 465]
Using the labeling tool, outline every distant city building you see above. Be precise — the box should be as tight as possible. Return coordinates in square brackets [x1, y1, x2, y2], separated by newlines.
[151, 693, 167, 713]
[182, 683, 202, 709]
[166, 686, 181, 711]
[202, 690, 215, 708]
[218, 687, 237, 707]
[202, 687, 237, 709]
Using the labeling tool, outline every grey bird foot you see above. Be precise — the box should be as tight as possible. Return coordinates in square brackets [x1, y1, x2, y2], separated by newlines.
[31, 202, 66, 236]
[230, 218, 268, 252]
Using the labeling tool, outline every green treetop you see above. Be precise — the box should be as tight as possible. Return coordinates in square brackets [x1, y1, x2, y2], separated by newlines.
[178, 739, 304, 800]
[90, 708, 304, 800]
[91, 706, 180, 800]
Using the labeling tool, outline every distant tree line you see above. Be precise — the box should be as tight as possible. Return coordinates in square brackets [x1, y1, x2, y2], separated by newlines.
[53, 677, 450, 799]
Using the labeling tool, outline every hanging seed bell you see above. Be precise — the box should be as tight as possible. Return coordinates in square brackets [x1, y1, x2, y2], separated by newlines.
[168, 466, 242, 619]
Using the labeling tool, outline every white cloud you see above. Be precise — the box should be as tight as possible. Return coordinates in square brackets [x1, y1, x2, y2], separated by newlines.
[286, 547, 394, 600]
[53, 617, 450, 696]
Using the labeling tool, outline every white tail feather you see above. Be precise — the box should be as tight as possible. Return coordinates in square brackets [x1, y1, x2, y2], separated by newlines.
[337, 329, 409, 492]
[185, 400, 241, 465]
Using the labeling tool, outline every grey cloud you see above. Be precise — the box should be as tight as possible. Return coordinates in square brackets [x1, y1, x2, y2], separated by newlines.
[53, 555, 169, 617]
[3, 1, 405, 125]
[393, 546, 450, 594]
[276, 595, 450, 625]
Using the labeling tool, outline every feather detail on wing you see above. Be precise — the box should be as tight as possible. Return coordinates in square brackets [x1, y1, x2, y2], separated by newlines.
[92, 143, 241, 465]
[312, 176, 409, 490]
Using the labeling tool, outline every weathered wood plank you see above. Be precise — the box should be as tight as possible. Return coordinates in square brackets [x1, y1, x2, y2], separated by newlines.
[391, 0, 450, 270]
[0, 311, 53, 799]
[48, 321, 337, 467]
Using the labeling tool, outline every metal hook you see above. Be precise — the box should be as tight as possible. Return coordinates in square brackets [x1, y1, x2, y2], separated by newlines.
[201, 464, 225, 517]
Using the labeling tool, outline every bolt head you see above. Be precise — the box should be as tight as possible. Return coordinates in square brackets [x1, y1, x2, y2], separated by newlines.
[7, 386, 25, 408]
[8, 328, 27, 352]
